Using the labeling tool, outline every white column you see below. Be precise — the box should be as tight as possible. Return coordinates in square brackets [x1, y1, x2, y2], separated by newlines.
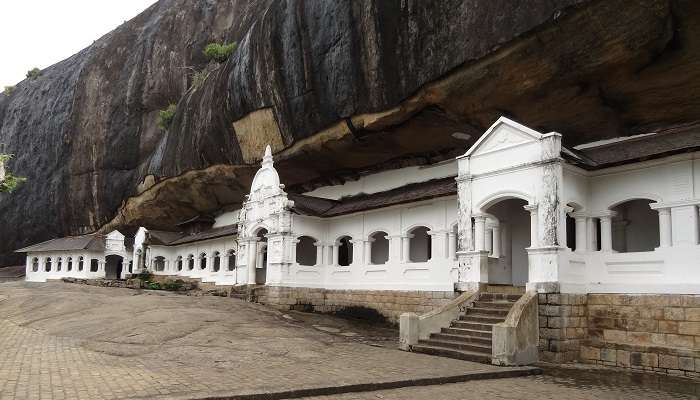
[571, 212, 588, 252]
[485, 227, 493, 254]
[401, 235, 411, 262]
[247, 240, 257, 284]
[524, 205, 539, 247]
[331, 244, 338, 266]
[448, 232, 457, 260]
[388, 235, 402, 263]
[587, 217, 598, 251]
[600, 214, 614, 252]
[314, 242, 323, 266]
[657, 207, 672, 248]
[473, 215, 486, 251]
[364, 240, 372, 265]
[491, 225, 501, 258]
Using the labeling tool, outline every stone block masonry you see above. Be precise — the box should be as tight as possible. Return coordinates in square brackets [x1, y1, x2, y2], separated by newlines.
[541, 292, 700, 379]
[252, 286, 456, 324]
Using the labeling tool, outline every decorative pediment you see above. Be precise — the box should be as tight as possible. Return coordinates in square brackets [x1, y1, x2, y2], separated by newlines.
[249, 145, 283, 201]
[463, 117, 545, 158]
[105, 230, 126, 252]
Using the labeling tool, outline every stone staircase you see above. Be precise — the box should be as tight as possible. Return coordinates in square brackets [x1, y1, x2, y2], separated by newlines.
[411, 292, 522, 363]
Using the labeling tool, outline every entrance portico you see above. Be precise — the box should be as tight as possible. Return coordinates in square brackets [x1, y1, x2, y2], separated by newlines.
[455, 117, 566, 293]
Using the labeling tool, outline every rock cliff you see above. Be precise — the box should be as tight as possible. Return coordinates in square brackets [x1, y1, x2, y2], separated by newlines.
[1, 0, 699, 265]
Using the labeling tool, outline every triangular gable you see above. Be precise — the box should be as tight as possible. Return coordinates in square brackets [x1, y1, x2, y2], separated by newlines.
[462, 116, 545, 158]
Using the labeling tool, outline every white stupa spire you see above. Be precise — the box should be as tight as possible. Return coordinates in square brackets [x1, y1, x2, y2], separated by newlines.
[262, 144, 273, 168]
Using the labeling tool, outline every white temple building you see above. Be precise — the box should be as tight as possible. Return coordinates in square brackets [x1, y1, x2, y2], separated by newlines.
[18, 117, 700, 371]
[21, 116, 700, 293]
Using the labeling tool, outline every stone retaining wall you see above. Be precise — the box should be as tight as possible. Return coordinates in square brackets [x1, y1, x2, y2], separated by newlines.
[252, 286, 456, 324]
[580, 294, 700, 378]
[540, 292, 700, 378]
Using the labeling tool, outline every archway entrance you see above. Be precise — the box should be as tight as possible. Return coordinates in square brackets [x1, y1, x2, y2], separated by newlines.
[255, 229, 268, 284]
[483, 198, 530, 286]
[105, 255, 124, 280]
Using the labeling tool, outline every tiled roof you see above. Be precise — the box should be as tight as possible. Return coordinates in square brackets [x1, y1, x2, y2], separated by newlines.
[146, 230, 187, 246]
[290, 177, 457, 218]
[15, 234, 105, 253]
[166, 224, 238, 246]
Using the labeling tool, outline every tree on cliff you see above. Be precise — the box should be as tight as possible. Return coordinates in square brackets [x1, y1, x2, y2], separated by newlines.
[0, 154, 25, 193]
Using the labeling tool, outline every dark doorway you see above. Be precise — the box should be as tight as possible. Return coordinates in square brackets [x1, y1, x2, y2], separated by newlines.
[105, 255, 124, 280]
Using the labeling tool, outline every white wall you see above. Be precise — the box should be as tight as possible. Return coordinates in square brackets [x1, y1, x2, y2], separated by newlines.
[25, 250, 123, 283]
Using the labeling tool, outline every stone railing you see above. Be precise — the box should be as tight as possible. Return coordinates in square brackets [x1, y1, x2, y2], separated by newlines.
[399, 289, 479, 350]
[491, 290, 539, 365]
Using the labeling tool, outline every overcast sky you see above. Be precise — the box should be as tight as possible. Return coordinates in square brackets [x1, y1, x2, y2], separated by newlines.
[0, 0, 157, 88]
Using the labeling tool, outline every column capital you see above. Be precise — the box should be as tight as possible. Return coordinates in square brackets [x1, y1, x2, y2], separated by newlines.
[596, 210, 618, 220]
[427, 229, 449, 236]
[523, 204, 538, 212]
[473, 214, 488, 222]
[569, 211, 589, 219]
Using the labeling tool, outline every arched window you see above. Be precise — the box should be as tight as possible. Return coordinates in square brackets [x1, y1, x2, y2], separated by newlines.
[78, 256, 84, 271]
[187, 254, 194, 270]
[337, 236, 353, 267]
[67, 257, 73, 272]
[408, 226, 431, 263]
[90, 259, 99, 272]
[369, 231, 389, 265]
[57, 257, 62, 272]
[31, 257, 39, 272]
[128, 261, 133, 273]
[154, 256, 165, 272]
[176, 256, 183, 271]
[296, 236, 317, 266]
[199, 253, 207, 270]
[45, 257, 52, 272]
[227, 250, 236, 271]
[213, 252, 221, 272]
[611, 199, 659, 252]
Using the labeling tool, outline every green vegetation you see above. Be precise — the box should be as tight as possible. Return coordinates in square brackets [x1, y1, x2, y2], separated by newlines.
[26, 68, 41, 80]
[157, 103, 177, 130]
[203, 42, 237, 63]
[192, 70, 209, 88]
[0, 154, 26, 193]
[3, 86, 15, 96]
[162, 279, 186, 291]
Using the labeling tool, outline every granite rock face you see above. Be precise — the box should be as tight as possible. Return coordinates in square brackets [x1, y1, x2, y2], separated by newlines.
[1, 0, 699, 265]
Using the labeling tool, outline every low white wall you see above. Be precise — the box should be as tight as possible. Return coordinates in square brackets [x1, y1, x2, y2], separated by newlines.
[25, 251, 119, 282]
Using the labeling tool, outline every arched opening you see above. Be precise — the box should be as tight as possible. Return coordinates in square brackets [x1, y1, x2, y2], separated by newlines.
[566, 203, 582, 251]
[78, 256, 84, 271]
[611, 199, 659, 252]
[153, 256, 165, 272]
[408, 226, 431, 263]
[45, 257, 52, 272]
[187, 254, 194, 270]
[176, 256, 183, 271]
[90, 259, 99, 273]
[255, 229, 268, 284]
[337, 236, 353, 266]
[67, 257, 73, 272]
[227, 250, 236, 271]
[57, 257, 62, 272]
[213, 251, 221, 272]
[31, 257, 39, 272]
[105, 255, 123, 279]
[128, 261, 133, 273]
[369, 231, 389, 265]
[484, 198, 530, 286]
[296, 236, 317, 266]
[199, 253, 207, 270]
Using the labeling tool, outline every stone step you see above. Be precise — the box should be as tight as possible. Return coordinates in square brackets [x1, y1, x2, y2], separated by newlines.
[479, 293, 521, 302]
[459, 314, 506, 324]
[473, 301, 514, 309]
[465, 307, 510, 317]
[411, 344, 492, 364]
[430, 332, 492, 346]
[485, 285, 526, 295]
[441, 327, 492, 338]
[419, 339, 492, 354]
[451, 320, 494, 331]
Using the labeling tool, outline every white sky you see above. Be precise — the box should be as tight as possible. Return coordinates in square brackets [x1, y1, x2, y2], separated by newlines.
[0, 0, 158, 88]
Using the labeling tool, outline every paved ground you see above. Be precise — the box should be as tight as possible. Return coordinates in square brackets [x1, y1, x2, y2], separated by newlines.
[0, 281, 696, 400]
[300, 367, 700, 399]
[0, 281, 529, 400]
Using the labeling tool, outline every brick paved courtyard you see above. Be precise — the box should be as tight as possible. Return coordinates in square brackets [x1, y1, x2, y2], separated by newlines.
[0, 281, 696, 400]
